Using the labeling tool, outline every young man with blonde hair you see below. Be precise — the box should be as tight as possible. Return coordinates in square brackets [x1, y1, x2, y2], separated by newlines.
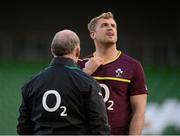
[78, 12, 148, 135]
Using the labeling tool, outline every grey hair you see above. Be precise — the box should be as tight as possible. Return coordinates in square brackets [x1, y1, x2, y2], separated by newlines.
[51, 30, 80, 56]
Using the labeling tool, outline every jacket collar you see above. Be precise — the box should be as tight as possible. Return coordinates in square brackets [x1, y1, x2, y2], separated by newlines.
[50, 56, 77, 67]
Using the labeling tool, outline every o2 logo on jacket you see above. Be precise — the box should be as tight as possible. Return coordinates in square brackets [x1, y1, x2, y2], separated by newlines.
[42, 90, 67, 116]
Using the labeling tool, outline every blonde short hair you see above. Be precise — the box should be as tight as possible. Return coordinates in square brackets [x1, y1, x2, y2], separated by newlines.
[88, 12, 115, 32]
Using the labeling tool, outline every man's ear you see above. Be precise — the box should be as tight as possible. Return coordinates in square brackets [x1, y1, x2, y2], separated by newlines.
[51, 48, 55, 57]
[75, 47, 80, 58]
[90, 31, 95, 39]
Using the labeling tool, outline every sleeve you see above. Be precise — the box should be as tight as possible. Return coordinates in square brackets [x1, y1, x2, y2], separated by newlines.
[77, 59, 85, 69]
[84, 80, 110, 135]
[17, 85, 34, 135]
[130, 61, 148, 96]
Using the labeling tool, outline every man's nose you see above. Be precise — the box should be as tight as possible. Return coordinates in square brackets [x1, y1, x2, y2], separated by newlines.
[107, 25, 113, 30]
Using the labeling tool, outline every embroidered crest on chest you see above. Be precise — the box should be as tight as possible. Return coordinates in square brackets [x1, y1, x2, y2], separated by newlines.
[115, 68, 123, 77]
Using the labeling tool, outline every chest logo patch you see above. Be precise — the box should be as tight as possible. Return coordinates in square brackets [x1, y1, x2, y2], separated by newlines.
[115, 68, 123, 77]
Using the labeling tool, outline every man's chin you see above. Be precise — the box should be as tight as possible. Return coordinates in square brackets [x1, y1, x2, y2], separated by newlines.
[104, 41, 116, 45]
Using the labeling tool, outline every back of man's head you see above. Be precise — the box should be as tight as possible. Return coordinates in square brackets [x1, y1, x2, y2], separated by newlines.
[51, 30, 80, 57]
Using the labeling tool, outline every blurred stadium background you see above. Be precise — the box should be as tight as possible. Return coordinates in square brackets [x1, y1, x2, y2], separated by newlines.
[0, 0, 180, 134]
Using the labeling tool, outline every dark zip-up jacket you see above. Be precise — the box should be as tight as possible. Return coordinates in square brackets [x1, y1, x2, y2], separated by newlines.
[17, 57, 110, 135]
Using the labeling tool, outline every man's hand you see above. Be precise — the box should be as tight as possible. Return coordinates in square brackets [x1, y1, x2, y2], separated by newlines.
[83, 57, 104, 75]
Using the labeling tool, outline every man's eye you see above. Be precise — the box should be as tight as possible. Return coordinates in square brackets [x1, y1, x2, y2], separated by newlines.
[101, 23, 108, 27]
[112, 24, 116, 28]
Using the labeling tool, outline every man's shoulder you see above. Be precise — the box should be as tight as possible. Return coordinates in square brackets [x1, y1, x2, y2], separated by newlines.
[70, 67, 100, 91]
[121, 52, 141, 65]
[21, 68, 47, 91]
[121, 52, 146, 76]
[74, 67, 96, 82]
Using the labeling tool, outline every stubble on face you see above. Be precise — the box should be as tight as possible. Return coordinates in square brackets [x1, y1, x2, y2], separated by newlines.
[94, 18, 117, 46]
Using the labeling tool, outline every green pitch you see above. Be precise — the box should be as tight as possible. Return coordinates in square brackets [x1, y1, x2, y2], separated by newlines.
[145, 65, 180, 103]
[0, 60, 47, 134]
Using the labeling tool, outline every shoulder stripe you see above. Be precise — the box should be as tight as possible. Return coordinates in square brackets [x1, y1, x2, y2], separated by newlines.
[64, 65, 81, 70]
[93, 76, 131, 83]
